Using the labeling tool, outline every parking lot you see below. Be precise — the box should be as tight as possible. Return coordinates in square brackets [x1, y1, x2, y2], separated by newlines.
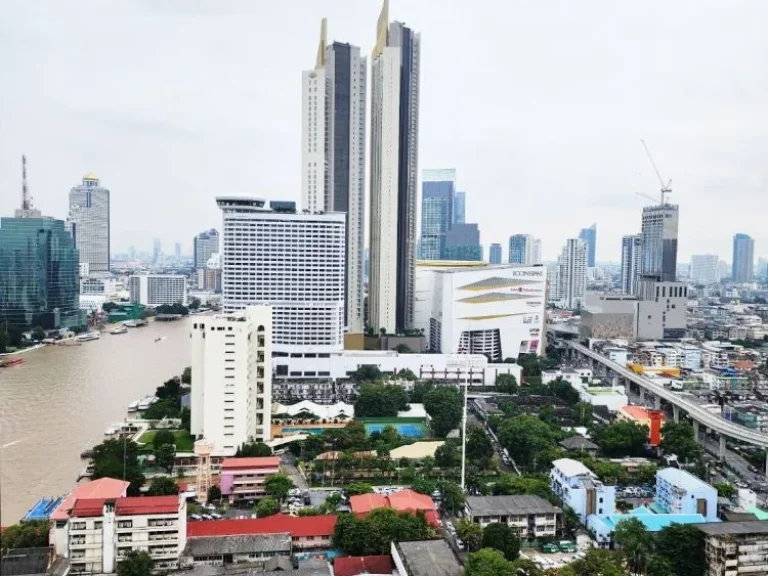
[521, 549, 586, 570]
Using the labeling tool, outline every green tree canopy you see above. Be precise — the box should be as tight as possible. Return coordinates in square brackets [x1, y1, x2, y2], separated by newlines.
[614, 517, 654, 575]
[154, 444, 176, 474]
[207, 485, 222, 502]
[345, 482, 374, 496]
[181, 366, 191, 384]
[410, 381, 435, 403]
[495, 373, 518, 395]
[423, 386, 463, 437]
[480, 522, 520, 561]
[354, 383, 409, 417]
[254, 497, 280, 518]
[660, 422, 701, 461]
[152, 429, 175, 449]
[91, 439, 145, 495]
[434, 439, 461, 469]
[466, 425, 493, 469]
[440, 480, 466, 515]
[714, 481, 735, 498]
[350, 365, 383, 384]
[491, 474, 552, 501]
[498, 415, 560, 469]
[591, 420, 649, 457]
[147, 476, 178, 496]
[332, 508, 433, 555]
[264, 473, 293, 502]
[235, 442, 273, 457]
[465, 548, 516, 576]
[655, 523, 706, 576]
[410, 477, 437, 495]
[456, 518, 483, 551]
[0, 521, 49, 554]
[117, 550, 154, 576]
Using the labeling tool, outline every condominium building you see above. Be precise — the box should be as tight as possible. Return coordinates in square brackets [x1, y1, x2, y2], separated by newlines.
[533, 239, 542, 265]
[127, 275, 187, 307]
[193, 229, 219, 271]
[640, 203, 679, 282]
[219, 456, 281, 504]
[419, 169, 455, 260]
[620, 234, 642, 294]
[454, 191, 466, 225]
[579, 224, 597, 268]
[443, 223, 481, 262]
[369, 0, 421, 334]
[301, 21, 366, 333]
[699, 521, 768, 576]
[217, 197, 345, 352]
[489, 243, 502, 264]
[190, 306, 272, 455]
[655, 467, 717, 521]
[464, 496, 561, 541]
[509, 234, 534, 265]
[550, 458, 616, 524]
[67, 174, 110, 273]
[732, 233, 754, 284]
[67, 495, 186, 574]
[555, 239, 587, 309]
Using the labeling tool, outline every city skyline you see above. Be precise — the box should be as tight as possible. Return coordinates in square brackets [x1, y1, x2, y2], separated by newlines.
[2, 2, 768, 262]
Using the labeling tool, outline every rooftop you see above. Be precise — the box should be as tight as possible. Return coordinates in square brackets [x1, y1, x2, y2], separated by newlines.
[657, 467, 715, 491]
[620, 405, 665, 420]
[697, 520, 768, 536]
[350, 489, 435, 515]
[395, 540, 462, 576]
[220, 457, 281, 470]
[558, 437, 600, 452]
[594, 506, 710, 533]
[466, 495, 561, 517]
[182, 533, 292, 557]
[187, 514, 337, 539]
[333, 555, 392, 576]
[115, 495, 179, 516]
[22, 498, 63, 522]
[50, 477, 130, 520]
[552, 458, 595, 478]
[389, 441, 444, 460]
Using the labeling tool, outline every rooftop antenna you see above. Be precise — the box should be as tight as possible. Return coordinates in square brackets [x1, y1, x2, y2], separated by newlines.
[21, 155, 33, 210]
[640, 140, 672, 205]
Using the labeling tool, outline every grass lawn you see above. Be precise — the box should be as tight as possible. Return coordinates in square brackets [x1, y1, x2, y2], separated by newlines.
[139, 429, 195, 452]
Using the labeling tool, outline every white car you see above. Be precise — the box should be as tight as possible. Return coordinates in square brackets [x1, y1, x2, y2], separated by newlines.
[456, 539, 464, 549]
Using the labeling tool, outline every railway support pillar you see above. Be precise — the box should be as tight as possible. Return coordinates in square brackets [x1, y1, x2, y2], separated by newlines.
[692, 420, 700, 443]
[653, 395, 661, 410]
[719, 435, 726, 462]
[672, 404, 680, 423]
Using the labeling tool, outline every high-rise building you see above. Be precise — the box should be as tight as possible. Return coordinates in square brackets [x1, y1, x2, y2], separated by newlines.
[489, 243, 502, 264]
[690, 254, 720, 286]
[174, 242, 181, 260]
[190, 306, 272, 455]
[67, 173, 110, 273]
[732, 233, 755, 283]
[443, 223, 482, 262]
[620, 234, 643, 294]
[152, 238, 161, 265]
[127, 275, 187, 306]
[579, 224, 597, 268]
[419, 169, 455, 260]
[640, 203, 679, 282]
[193, 229, 219, 275]
[369, 0, 421, 334]
[556, 238, 587, 309]
[454, 191, 466, 225]
[217, 197, 345, 353]
[301, 20, 367, 333]
[533, 239, 542, 265]
[509, 234, 534, 265]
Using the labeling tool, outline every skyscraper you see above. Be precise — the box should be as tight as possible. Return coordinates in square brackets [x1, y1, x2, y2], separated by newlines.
[690, 255, 720, 286]
[419, 169, 454, 260]
[217, 197, 345, 353]
[193, 229, 219, 271]
[533, 239, 542, 265]
[152, 238, 161, 265]
[579, 224, 597, 268]
[640, 203, 679, 282]
[174, 242, 181, 260]
[67, 173, 110, 273]
[369, 0, 421, 334]
[443, 223, 482, 261]
[302, 19, 367, 332]
[489, 243, 502, 264]
[732, 233, 755, 283]
[454, 191, 466, 225]
[620, 234, 643, 294]
[556, 238, 587, 309]
[509, 234, 534, 265]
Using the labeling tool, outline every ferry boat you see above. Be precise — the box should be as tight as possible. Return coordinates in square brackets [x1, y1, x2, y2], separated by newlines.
[110, 325, 128, 335]
[127, 400, 139, 412]
[77, 332, 100, 342]
[137, 396, 158, 411]
[0, 356, 24, 367]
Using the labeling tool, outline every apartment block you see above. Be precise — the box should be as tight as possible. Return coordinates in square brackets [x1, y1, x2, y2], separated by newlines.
[219, 457, 281, 504]
[550, 458, 615, 524]
[655, 468, 717, 521]
[464, 495, 561, 541]
[127, 275, 187, 307]
[699, 521, 768, 576]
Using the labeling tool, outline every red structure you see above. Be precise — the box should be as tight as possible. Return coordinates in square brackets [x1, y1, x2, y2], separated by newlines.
[648, 410, 664, 447]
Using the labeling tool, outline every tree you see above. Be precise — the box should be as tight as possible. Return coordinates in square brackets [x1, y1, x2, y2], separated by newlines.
[456, 518, 483, 551]
[495, 373, 518, 395]
[154, 444, 176, 474]
[466, 425, 493, 469]
[423, 386, 463, 437]
[0, 521, 49, 554]
[345, 482, 374, 496]
[411, 477, 437, 495]
[235, 442, 273, 457]
[481, 522, 520, 561]
[434, 439, 461, 469]
[562, 506, 581, 537]
[660, 422, 701, 462]
[714, 481, 735, 498]
[102, 301, 119, 312]
[410, 381, 435, 403]
[591, 421, 649, 457]
[574, 402, 594, 426]
[614, 517, 654, 575]
[207, 485, 222, 502]
[491, 474, 552, 502]
[465, 548, 516, 576]
[152, 429, 175, 449]
[264, 473, 293, 503]
[354, 383, 409, 417]
[91, 439, 145, 495]
[117, 550, 154, 576]
[440, 480, 466, 515]
[538, 404, 558, 426]
[561, 549, 626, 576]
[147, 476, 178, 496]
[655, 524, 706, 576]
[394, 343, 413, 353]
[351, 365, 383, 384]
[181, 366, 191, 384]
[498, 415, 560, 470]
[255, 497, 280, 518]
[333, 508, 433, 555]
[188, 297, 201, 310]
[31, 326, 46, 341]
[142, 399, 179, 420]
[508, 558, 543, 576]
[548, 377, 580, 405]
[397, 368, 418, 380]
[645, 556, 677, 576]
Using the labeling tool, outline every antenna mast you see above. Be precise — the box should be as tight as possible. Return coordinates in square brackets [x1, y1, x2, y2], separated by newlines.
[21, 155, 32, 210]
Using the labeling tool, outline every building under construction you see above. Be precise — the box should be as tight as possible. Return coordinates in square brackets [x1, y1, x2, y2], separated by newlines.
[699, 521, 768, 576]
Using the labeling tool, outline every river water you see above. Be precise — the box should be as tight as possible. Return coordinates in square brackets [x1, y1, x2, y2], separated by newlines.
[0, 318, 191, 525]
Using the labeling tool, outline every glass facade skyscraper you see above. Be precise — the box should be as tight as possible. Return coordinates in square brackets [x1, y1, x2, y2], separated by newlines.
[640, 204, 678, 282]
[489, 243, 502, 264]
[419, 169, 454, 260]
[509, 234, 534, 265]
[454, 191, 466, 224]
[444, 223, 482, 261]
[0, 214, 81, 330]
[579, 224, 596, 267]
[732, 233, 754, 283]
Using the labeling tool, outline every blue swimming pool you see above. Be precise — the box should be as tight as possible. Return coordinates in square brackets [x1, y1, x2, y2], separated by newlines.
[364, 423, 424, 438]
[281, 427, 326, 435]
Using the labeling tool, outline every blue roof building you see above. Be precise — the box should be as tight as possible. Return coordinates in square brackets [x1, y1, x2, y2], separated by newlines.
[22, 497, 63, 522]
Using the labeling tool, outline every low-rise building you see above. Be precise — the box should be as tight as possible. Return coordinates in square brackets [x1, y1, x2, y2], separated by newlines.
[349, 489, 439, 528]
[219, 457, 281, 504]
[180, 533, 292, 569]
[698, 521, 768, 576]
[656, 468, 717, 522]
[391, 540, 462, 576]
[579, 386, 628, 412]
[550, 459, 615, 524]
[615, 405, 665, 446]
[558, 436, 599, 456]
[587, 505, 709, 549]
[464, 495, 561, 541]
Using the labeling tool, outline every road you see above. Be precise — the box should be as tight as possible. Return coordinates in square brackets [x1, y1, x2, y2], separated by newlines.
[702, 438, 763, 485]
[280, 453, 308, 491]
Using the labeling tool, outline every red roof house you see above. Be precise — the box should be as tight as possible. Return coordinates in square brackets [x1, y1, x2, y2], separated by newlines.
[349, 489, 439, 527]
[187, 514, 337, 539]
[50, 478, 130, 521]
[334, 555, 392, 576]
[220, 456, 281, 470]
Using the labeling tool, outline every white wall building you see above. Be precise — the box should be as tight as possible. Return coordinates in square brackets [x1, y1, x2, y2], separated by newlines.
[555, 239, 587, 309]
[620, 234, 642, 295]
[67, 174, 110, 273]
[127, 275, 187, 307]
[217, 197, 345, 353]
[690, 254, 719, 286]
[551, 458, 616, 524]
[655, 468, 717, 521]
[272, 400, 354, 420]
[414, 262, 546, 361]
[190, 306, 272, 456]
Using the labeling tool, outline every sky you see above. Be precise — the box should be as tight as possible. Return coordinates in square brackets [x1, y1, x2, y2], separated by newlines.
[1, 0, 767, 263]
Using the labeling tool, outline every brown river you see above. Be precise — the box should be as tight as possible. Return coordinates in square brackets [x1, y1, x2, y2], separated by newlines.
[0, 318, 191, 525]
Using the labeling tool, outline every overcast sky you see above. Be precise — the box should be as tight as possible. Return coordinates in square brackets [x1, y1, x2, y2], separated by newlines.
[1, 0, 766, 262]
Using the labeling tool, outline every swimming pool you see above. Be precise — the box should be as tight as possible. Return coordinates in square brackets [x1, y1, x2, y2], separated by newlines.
[281, 427, 326, 435]
[364, 423, 424, 438]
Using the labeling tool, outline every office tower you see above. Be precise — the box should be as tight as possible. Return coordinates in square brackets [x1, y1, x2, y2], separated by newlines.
[152, 238, 161, 265]
[127, 275, 187, 306]
[193, 228, 220, 287]
[533, 239, 542, 265]
[443, 223, 482, 261]
[67, 173, 110, 273]
[509, 234, 534, 265]
[718, 260, 731, 281]
[419, 169, 455, 260]
[218, 197, 345, 353]
[732, 233, 755, 283]
[191, 306, 272, 454]
[620, 234, 643, 294]
[0, 164, 81, 330]
[556, 238, 587, 309]
[758, 258, 768, 282]
[640, 203, 679, 282]
[690, 255, 720, 286]
[302, 19, 367, 333]
[369, 0, 421, 334]
[454, 191, 466, 225]
[489, 243, 502, 264]
[579, 224, 597, 268]
[174, 242, 181, 260]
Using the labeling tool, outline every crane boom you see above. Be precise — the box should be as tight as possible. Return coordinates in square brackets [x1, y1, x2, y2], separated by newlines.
[640, 139, 672, 205]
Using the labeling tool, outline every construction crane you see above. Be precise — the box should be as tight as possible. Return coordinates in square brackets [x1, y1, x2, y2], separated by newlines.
[640, 139, 672, 205]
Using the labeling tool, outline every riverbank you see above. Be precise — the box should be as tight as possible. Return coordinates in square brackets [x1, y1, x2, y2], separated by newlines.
[0, 343, 46, 357]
